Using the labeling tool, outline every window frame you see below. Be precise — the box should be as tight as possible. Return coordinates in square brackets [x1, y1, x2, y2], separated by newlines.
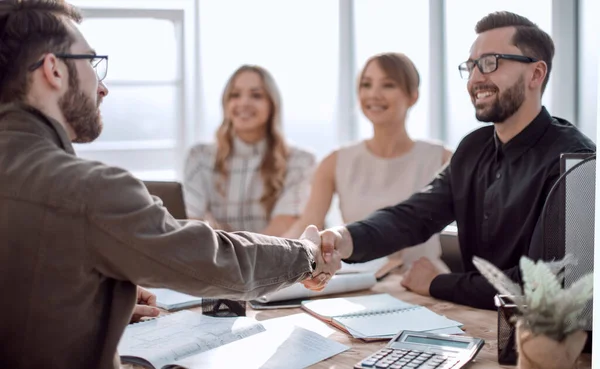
[67, 0, 592, 181]
[69, 0, 199, 180]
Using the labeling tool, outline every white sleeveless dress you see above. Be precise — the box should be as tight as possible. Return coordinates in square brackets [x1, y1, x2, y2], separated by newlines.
[335, 140, 450, 272]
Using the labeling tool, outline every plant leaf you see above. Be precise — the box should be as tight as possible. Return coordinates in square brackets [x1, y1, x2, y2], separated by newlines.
[472, 256, 523, 304]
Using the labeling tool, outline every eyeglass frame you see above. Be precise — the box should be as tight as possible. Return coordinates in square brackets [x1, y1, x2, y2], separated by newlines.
[458, 53, 539, 80]
[28, 54, 109, 82]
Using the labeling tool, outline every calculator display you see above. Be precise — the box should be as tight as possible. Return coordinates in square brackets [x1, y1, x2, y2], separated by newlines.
[403, 334, 470, 348]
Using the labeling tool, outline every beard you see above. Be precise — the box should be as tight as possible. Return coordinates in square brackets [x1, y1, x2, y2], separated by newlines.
[473, 75, 526, 124]
[58, 63, 103, 143]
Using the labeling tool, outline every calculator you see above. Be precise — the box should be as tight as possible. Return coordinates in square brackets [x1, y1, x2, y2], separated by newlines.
[354, 330, 485, 369]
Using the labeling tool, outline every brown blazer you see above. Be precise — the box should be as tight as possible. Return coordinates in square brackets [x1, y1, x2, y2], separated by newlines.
[0, 103, 316, 369]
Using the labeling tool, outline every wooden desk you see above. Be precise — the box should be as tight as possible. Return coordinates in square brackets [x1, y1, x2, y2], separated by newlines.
[125, 272, 591, 368]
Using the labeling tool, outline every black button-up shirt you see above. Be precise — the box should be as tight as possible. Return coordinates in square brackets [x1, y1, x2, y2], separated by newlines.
[346, 107, 595, 309]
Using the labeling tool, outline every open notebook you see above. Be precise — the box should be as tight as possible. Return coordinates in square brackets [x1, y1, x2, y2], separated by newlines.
[118, 310, 265, 368]
[301, 293, 463, 341]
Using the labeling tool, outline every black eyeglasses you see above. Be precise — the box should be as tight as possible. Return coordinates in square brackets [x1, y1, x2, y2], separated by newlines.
[458, 53, 538, 79]
[29, 54, 109, 82]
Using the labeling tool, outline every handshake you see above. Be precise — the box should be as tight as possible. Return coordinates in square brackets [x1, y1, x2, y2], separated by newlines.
[298, 225, 353, 292]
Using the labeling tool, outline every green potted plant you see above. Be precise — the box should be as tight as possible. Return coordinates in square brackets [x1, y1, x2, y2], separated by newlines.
[472, 255, 593, 369]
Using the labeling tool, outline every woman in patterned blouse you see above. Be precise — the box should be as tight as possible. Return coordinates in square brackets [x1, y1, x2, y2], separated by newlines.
[183, 65, 316, 236]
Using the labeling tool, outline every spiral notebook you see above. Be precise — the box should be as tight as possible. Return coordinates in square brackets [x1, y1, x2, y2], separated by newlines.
[301, 293, 463, 341]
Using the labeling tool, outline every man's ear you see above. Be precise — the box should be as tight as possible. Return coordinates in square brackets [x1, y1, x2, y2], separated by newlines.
[529, 60, 548, 91]
[40, 54, 67, 91]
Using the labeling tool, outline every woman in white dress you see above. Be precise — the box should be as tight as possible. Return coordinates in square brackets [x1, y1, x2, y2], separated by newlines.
[285, 53, 452, 273]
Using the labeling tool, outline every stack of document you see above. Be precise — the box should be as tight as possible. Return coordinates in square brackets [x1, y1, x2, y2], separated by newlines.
[171, 314, 350, 369]
[253, 257, 391, 305]
[118, 310, 349, 369]
[301, 293, 464, 341]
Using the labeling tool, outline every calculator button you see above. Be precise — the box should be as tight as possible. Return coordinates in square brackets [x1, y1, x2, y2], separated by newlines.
[360, 359, 378, 367]
[375, 363, 392, 368]
[438, 359, 459, 369]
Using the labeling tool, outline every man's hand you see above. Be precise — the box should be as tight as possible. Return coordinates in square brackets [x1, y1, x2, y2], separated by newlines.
[300, 225, 342, 291]
[320, 226, 353, 259]
[400, 257, 443, 296]
[130, 286, 160, 323]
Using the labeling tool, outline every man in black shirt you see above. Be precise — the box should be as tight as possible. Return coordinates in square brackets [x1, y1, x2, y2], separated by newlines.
[312, 11, 595, 310]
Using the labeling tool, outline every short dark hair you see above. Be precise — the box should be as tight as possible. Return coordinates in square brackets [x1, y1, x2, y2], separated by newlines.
[0, 0, 82, 103]
[475, 11, 554, 94]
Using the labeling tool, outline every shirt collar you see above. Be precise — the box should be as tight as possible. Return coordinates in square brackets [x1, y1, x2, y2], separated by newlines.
[0, 102, 75, 155]
[493, 106, 552, 163]
[232, 135, 267, 157]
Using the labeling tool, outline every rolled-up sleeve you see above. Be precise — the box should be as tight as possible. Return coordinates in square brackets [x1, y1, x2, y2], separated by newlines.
[85, 164, 316, 301]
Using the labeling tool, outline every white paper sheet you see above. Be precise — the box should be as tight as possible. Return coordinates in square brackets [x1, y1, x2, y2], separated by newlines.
[146, 288, 202, 311]
[255, 272, 377, 303]
[166, 315, 349, 369]
[338, 257, 390, 274]
[118, 310, 265, 369]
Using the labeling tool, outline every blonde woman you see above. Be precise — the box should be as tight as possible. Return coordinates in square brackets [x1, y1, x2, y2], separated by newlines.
[183, 65, 316, 236]
[285, 53, 452, 272]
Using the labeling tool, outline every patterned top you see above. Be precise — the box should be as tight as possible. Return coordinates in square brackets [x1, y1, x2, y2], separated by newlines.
[183, 136, 316, 233]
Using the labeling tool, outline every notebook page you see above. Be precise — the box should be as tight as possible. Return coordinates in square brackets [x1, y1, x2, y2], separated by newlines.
[334, 307, 462, 338]
[118, 310, 265, 368]
[338, 257, 390, 274]
[301, 293, 414, 319]
[146, 288, 202, 310]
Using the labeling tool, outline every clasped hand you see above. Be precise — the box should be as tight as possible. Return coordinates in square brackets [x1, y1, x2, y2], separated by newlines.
[299, 225, 344, 291]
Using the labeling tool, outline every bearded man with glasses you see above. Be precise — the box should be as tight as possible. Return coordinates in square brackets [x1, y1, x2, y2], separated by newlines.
[0, 1, 341, 369]
[313, 11, 595, 311]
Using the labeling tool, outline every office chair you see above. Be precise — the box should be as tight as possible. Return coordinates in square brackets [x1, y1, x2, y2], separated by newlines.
[496, 154, 595, 364]
[143, 181, 188, 219]
[540, 154, 595, 352]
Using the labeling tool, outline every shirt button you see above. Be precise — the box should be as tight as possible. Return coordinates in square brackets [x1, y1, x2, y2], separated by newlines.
[496, 171, 502, 179]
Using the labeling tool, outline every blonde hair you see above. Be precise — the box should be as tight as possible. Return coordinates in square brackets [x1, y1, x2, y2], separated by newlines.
[358, 52, 420, 98]
[214, 65, 289, 217]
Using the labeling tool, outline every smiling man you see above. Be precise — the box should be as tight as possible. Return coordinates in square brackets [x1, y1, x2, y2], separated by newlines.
[0, 1, 340, 369]
[315, 11, 595, 310]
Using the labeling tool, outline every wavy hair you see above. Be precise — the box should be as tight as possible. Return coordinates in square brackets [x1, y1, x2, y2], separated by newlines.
[214, 65, 289, 217]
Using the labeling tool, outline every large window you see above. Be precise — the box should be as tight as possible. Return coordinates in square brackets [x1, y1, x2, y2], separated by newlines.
[197, 0, 338, 160]
[354, 0, 430, 142]
[444, 1, 553, 148]
[73, 16, 182, 180]
[64, 1, 590, 185]
[578, 0, 599, 140]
